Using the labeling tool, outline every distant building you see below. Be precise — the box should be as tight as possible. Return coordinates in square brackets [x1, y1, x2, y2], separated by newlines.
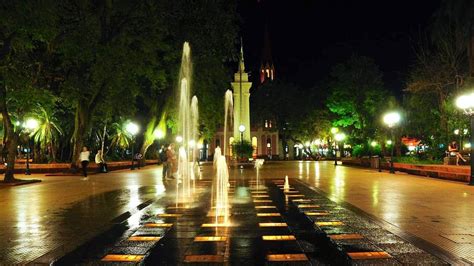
[210, 44, 279, 159]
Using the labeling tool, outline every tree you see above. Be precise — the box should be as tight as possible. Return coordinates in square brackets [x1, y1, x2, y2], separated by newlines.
[326, 55, 391, 144]
[1, 1, 57, 181]
[31, 105, 63, 162]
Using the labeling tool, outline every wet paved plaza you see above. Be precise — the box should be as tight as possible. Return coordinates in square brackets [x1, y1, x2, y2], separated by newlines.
[0, 161, 473, 264]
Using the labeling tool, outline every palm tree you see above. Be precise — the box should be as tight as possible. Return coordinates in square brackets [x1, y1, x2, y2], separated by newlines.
[31, 106, 63, 162]
[110, 122, 132, 158]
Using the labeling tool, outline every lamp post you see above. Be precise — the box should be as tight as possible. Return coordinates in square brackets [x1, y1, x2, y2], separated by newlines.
[330, 127, 339, 162]
[334, 133, 345, 166]
[23, 118, 39, 175]
[239, 125, 245, 160]
[383, 112, 401, 174]
[125, 122, 139, 170]
[455, 92, 474, 185]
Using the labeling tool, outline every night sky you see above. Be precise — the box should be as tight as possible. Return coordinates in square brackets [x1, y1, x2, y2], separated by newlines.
[239, 0, 441, 94]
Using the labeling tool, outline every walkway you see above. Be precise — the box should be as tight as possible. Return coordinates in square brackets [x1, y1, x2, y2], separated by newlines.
[0, 166, 165, 264]
[254, 161, 474, 264]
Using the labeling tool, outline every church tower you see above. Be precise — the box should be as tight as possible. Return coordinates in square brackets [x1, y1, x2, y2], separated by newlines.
[232, 44, 252, 142]
[259, 25, 275, 84]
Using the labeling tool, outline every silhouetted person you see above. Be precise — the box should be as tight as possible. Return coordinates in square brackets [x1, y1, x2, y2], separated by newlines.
[79, 146, 90, 179]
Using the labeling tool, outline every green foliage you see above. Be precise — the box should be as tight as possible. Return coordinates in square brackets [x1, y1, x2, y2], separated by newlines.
[31, 105, 63, 152]
[392, 156, 443, 165]
[232, 140, 253, 159]
[326, 55, 392, 144]
[352, 144, 382, 157]
[110, 122, 132, 150]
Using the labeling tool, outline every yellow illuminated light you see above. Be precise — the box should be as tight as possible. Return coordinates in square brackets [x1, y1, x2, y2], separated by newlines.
[259, 222, 287, 227]
[253, 199, 272, 203]
[157, 213, 182, 218]
[255, 206, 276, 209]
[348, 252, 391, 260]
[297, 204, 320, 208]
[267, 254, 308, 262]
[316, 221, 344, 226]
[144, 223, 173, 228]
[305, 211, 329, 216]
[102, 254, 144, 262]
[262, 235, 296, 241]
[194, 236, 227, 242]
[256, 213, 281, 217]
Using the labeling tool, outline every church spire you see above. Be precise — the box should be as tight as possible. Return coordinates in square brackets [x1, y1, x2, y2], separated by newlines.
[238, 38, 245, 73]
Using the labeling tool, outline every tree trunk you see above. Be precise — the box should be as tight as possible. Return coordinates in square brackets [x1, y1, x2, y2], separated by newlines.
[1, 84, 19, 182]
[71, 102, 91, 170]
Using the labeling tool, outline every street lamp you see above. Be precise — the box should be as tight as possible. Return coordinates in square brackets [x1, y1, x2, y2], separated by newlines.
[153, 129, 164, 140]
[176, 135, 183, 143]
[239, 125, 245, 160]
[23, 118, 38, 175]
[383, 111, 401, 174]
[455, 92, 474, 185]
[125, 122, 139, 170]
[334, 132, 345, 166]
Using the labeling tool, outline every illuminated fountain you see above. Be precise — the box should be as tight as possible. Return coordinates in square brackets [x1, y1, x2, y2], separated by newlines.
[212, 90, 233, 225]
[254, 159, 265, 190]
[176, 42, 199, 204]
[284, 175, 290, 192]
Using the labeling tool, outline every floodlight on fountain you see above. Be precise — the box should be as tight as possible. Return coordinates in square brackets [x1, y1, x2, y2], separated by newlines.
[24, 118, 39, 131]
[153, 129, 164, 139]
[334, 133, 346, 142]
[383, 112, 401, 128]
[331, 127, 339, 134]
[176, 135, 183, 143]
[125, 122, 139, 136]
[239, 124, 246, 133]
[371, 141, 377, 147]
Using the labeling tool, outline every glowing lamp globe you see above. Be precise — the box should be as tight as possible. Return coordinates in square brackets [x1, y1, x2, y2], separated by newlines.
[25, 118, 39, 130]
[383, 112, 401, 128]
[176, 136, 183, 143]
[153, 129, 164, 139]
[334, 133, 346, 142]
[371, 141, 377, 147]
[238, 124, 246, 133]
[331, 127, 339, 134]
[125, 122, 139, 136]
[456, 93, 474, 115]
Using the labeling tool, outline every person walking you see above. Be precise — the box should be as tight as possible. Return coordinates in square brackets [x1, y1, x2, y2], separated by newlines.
[166, 143, 177, 181]
[79, 146, 90, 180]
[159, 144, 169, 183]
